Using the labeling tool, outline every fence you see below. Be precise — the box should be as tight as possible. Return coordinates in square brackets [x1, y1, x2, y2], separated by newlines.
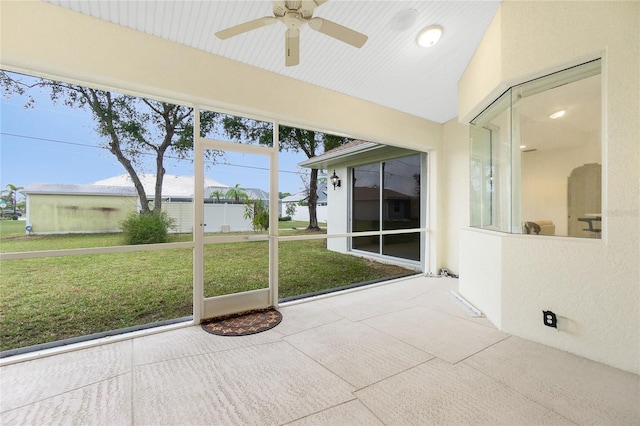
[163, 202, 253, 233]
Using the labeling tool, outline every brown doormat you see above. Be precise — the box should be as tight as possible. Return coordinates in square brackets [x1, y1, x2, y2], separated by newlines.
[201, 308, 282, 336]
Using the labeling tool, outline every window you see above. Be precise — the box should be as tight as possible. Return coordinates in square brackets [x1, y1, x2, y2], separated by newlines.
[351, 154, 423, 261]
[470, 59, 602, 238]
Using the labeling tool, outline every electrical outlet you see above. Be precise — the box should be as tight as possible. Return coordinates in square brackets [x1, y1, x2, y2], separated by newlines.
[542, 310, 557, 328]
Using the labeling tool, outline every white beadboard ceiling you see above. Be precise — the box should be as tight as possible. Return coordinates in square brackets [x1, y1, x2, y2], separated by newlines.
[45, 0, 502, 123]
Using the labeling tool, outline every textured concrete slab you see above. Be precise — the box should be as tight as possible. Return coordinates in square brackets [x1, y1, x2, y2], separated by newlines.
[133, 341, 355, 425]
[412, 283, 496, 327]
[0, 373, 131, 426]
[287, 400, 383, 425]
[132, 323, 282, 366]
[463, 336, 640, 425]
[276, 301, 344, 336]
[314, 285, 415, 322]
[284, 319, 433, 388]
[363, 305, 508, 363]
[356, 358, 575, 425]
[0, 340, 131, 412]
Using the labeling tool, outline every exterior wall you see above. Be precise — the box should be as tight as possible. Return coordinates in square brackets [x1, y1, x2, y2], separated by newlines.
[26, 194, 137, 234]
[457, 1, 640, 374]
[326, 164, 350, 254]
[440, 119, 470, 275]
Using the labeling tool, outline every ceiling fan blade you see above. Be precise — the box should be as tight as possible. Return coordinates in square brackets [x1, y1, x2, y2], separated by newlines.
[215, 16, 277, 40]
[285, 28, 300, 67]
[298, 0, 328, 18]
[308, 17, 367, 48]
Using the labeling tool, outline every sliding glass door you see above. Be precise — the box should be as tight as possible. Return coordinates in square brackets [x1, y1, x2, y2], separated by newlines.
[351, 154, 424, 264]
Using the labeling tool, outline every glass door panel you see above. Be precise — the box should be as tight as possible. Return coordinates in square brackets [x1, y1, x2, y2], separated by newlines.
[352, 163, 380, 253]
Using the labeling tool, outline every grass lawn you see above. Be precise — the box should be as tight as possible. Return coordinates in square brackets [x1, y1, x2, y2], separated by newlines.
[0, 220, 412, 352]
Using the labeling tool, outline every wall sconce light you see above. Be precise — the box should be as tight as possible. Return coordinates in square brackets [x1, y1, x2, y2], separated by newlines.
[330, 170, 341, 189]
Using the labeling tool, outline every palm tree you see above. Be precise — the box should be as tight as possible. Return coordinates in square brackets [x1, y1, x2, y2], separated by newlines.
[4, 184, 24, 214]
[209, 189, 225, 203]
[225, 184, 249, 204]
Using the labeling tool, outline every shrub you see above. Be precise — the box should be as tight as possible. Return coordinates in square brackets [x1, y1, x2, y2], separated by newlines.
[121, 211, 175, 245]
[278, 216, 292, 222]
[253, 210, 269, 231]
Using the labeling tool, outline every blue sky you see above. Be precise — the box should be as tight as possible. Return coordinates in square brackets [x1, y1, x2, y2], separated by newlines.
[0, 76, 312, 200]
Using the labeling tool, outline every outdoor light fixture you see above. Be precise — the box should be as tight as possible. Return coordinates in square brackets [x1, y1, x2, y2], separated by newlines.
[417, 25, 443, 47]
[330, 170, 341, 189]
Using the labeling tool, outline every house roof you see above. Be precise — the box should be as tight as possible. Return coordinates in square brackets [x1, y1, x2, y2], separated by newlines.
[204, 186, 270, 202]
[282, 182, 328, 204]
[23, 183, 137, 197]
[93, 174, 227, 198]
[24, 176, 272, 201]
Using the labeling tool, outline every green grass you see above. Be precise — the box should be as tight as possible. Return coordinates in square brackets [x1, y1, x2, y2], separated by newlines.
[0, 221, 411, 352]
[278, 220, 325, 230]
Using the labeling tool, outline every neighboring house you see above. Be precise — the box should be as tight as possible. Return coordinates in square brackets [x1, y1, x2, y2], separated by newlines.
[281, 182, 328, 223]
[24, 175, 272, 234]
[23, 183, 138, 234]
[93, 174, 227, 202]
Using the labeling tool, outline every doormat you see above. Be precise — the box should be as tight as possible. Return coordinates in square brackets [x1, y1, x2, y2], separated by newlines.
[201, 308, 282, 337]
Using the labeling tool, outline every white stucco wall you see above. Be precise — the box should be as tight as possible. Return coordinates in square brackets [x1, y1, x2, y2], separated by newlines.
[457, 1, 639, 374]
[326, 164, 351, 254]
[440, 119, 470, 275]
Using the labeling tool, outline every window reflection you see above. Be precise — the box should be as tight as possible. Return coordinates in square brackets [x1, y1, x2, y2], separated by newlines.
[351, 154, 422, 261]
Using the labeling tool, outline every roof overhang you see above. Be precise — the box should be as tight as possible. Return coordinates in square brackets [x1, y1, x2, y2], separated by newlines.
[299, 142, 418, 170]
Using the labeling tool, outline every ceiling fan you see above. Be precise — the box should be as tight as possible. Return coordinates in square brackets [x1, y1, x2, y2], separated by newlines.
[215, 1, 368, 67]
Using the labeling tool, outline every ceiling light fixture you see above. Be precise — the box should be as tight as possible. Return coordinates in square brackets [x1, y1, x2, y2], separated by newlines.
[549, 110, 566, 119]
[417, 25, 443, 47]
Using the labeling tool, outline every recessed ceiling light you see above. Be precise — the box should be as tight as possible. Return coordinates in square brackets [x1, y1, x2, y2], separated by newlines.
[549, 110, 566, 119]
[417, 25, 443, 47]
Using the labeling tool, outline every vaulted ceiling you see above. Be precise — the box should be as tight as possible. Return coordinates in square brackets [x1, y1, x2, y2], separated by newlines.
[45, 0, 501, 124]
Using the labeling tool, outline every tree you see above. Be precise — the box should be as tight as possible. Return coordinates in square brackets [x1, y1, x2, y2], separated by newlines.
[244, 198, 268, 232]
[219, 116, 350, 230]
[2, 184, 23, 214]
[225, 183, 248, 204]
[285, 202, 297, 218]
[209, 189, 225, 203]
[1, 71, 219, 213]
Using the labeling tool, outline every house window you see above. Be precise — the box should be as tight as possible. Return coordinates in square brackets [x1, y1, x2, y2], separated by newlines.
[351, 154, 422, 262]
[470, 59, 602, 238]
